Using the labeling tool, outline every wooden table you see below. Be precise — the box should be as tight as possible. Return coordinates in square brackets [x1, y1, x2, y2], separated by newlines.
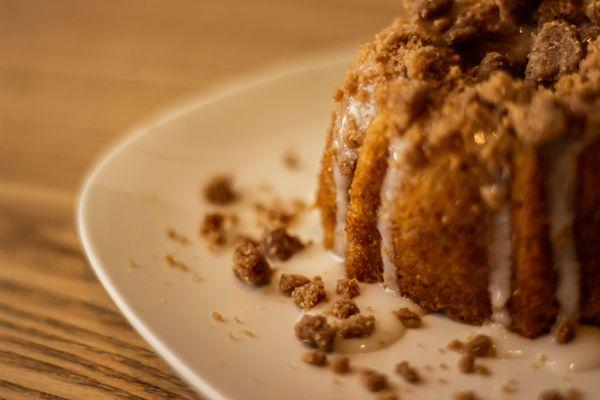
[0, 1, 401, 398]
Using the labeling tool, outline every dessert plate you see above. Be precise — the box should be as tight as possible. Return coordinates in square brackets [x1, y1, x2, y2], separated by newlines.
[78, 59, 598, 400]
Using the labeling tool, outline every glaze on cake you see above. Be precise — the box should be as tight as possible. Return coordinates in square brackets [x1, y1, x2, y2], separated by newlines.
[317, 0, 600, 338]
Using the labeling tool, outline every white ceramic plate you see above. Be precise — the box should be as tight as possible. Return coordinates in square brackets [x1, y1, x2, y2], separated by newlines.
[78, 59, 599, 400]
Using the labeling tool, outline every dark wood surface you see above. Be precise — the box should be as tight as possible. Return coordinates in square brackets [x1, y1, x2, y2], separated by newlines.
[0, 1, 402, 398]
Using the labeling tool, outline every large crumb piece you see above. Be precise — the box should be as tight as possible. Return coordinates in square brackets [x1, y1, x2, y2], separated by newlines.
[332, 298, 360, 319]
[360, 369, 388, 392]
[465, 334, 496, 358]
[301, 350, 327, 366]
[261, 227, 305, 261]
[553, 319, 576, 344]
[294, 314, 336, 352]
[337, 314, 375, 339]
[395, 361, 421, 384]
[232, 238, 272, 286]
[203, 175, 238, 205]
[393, 307, 422, 328]
[292, 277, 327, 309]
[330, 356, 350, 374]
[453, 391, 480, 400]
[279, 273, 310, 296]
[525, 21, 582, 84]
[335, 278, 360, 298]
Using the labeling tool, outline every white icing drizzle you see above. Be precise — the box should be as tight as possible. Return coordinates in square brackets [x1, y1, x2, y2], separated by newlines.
[487, 184, 513, 327]
[547, 141, 586, 321]
[377, 137, 409, 292]
[332, 85, 376, 257]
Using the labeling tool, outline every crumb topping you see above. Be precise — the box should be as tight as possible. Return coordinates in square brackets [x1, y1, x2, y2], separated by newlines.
[359, 369, 388, 392]
[164, 253, 189, 272]
[337, 314, 376, 339]
[301, 350, 327, 366]
[261, 227, 305, 261]
[203, 175, 237, 205]
[200, 212, 228, 249]
[331, 355, 350, 374]
[395, 361, 421, 384]
[279, 273, 310, 296]
[465, 334, 496, 358]
[294, 314, 336, 352]
[393, 307, 422, 328]
[458, 354, 475, 374]
[553, 319, 577, 344]
[232, 238, 272, 286]
[335, 278, 360, 298]
[332, 298, 360, 319]
[292, 277, 327, 309]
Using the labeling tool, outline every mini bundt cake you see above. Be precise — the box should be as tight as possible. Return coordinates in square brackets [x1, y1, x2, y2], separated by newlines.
[317, 0, 600, 338]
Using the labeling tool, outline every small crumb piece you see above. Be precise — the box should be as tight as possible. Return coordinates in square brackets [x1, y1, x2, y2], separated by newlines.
[203, 175, 237, 205]
[292, 277, 327, 310]
[127, 258, 138, 268]
[279, 273, 310, 296]
[241, 329, 256, 338]
[302, 350, 327, 366]
[331, 356, 350, 374]
[375, 391, 398, 400]
[458, 354, 475, 374]
[261, 227, 305, 261]
[393, 307, 422, 328]
[475, 364, 491, 376]
[538, 390, 564, 400]
[395, 361, 421, 384]
[234, 316, 242, 324]
[448, 339, 465, 352]
[360, 369, 388, 392]
[166, 227, 189, 245]
[335, 278, 360, 298]
[294, 314, 336, 352]
[164, 253, 189, 272]
[211, 312, 225, 322]
[465, 334, 495, 358]
[553, 319, 576, 344]
[337, 314, 375, 339]
[439, 362, 449, 369]
[200, 212, 228, 248]
[453, 391, 479, 400]
[191, 273, 202, 282]
[283, 150, 301, 170]
[232, 238, 272, 286]
[332, 298, 360, 319]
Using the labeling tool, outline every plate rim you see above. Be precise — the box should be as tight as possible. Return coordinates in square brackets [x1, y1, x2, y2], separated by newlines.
[76, 53, 352, 399]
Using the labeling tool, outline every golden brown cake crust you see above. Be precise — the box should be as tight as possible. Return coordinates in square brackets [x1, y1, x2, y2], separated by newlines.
[507, 145, 558, 338]
[346, 115, 389, 282]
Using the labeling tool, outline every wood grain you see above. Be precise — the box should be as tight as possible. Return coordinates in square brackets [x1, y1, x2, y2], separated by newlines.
[0, 0, 401, 398]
